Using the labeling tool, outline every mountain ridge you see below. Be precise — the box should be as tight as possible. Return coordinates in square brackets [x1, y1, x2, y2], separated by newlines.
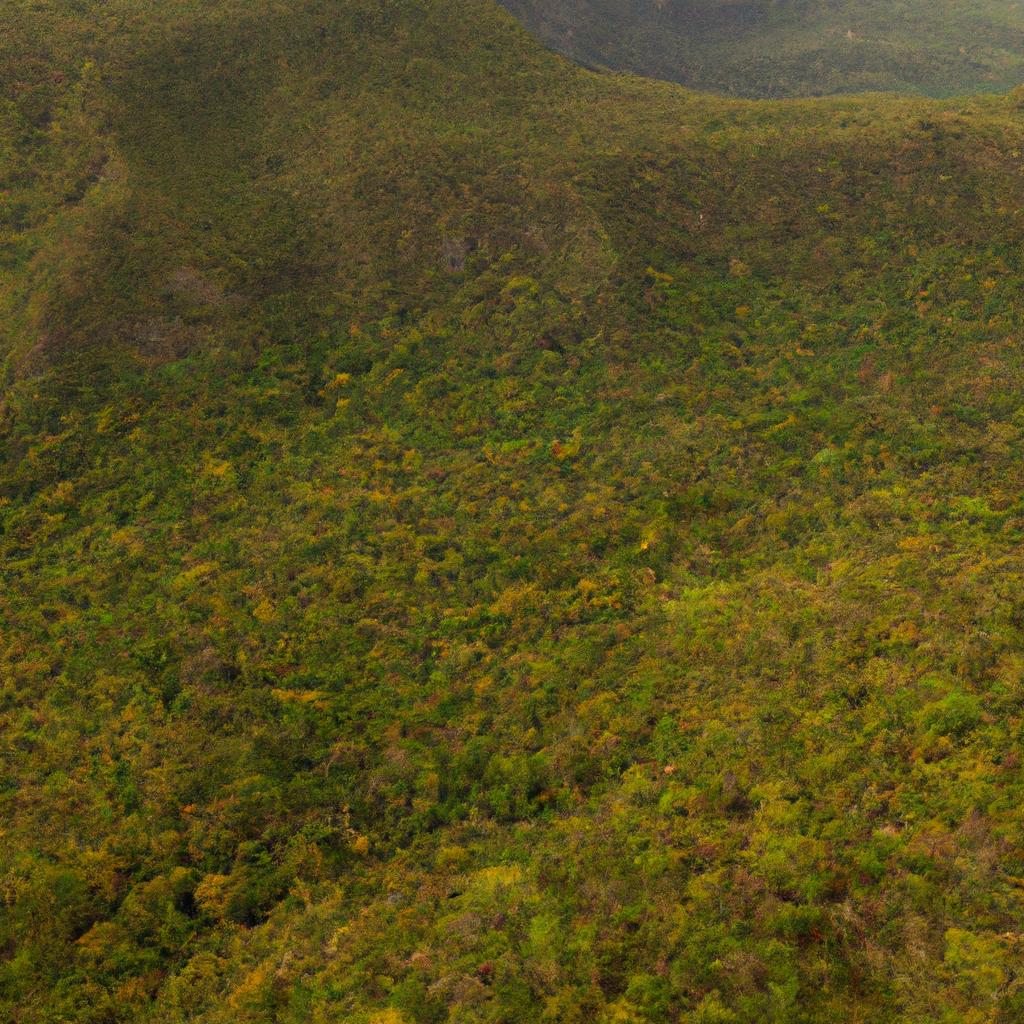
[497, 0, 1024, 97]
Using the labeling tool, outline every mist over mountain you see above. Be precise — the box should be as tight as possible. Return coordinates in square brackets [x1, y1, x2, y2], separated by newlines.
[498, 0, 1024, 96]
[5, 1, 1024, 1022]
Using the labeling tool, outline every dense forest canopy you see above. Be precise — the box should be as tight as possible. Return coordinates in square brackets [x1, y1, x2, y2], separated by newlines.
[4, 0, 1024, 1021]
[498, 0, 1024, 96]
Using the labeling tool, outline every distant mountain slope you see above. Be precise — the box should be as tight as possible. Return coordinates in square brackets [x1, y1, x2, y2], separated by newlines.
[6, 2, 1024, 1023]
[498, 0, 1024, 96]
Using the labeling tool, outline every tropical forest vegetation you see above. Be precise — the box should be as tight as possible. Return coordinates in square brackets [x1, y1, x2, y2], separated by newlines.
[4, 0, 1024, 1021]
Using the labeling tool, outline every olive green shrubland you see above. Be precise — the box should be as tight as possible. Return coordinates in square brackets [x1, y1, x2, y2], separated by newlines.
[4, 1, 1024, 1021]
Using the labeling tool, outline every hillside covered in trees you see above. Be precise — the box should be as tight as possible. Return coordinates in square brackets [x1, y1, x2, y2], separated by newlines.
[5, 0, 1024, 1021]
[498, 0, 1024, 97]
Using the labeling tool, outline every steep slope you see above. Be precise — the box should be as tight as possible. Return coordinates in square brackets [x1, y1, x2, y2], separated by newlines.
[498, 0, 1024, 97]
[4, 1, 1024, 1022]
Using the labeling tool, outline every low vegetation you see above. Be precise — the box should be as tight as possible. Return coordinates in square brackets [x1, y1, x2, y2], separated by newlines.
[4, 1, 1024, 1021]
